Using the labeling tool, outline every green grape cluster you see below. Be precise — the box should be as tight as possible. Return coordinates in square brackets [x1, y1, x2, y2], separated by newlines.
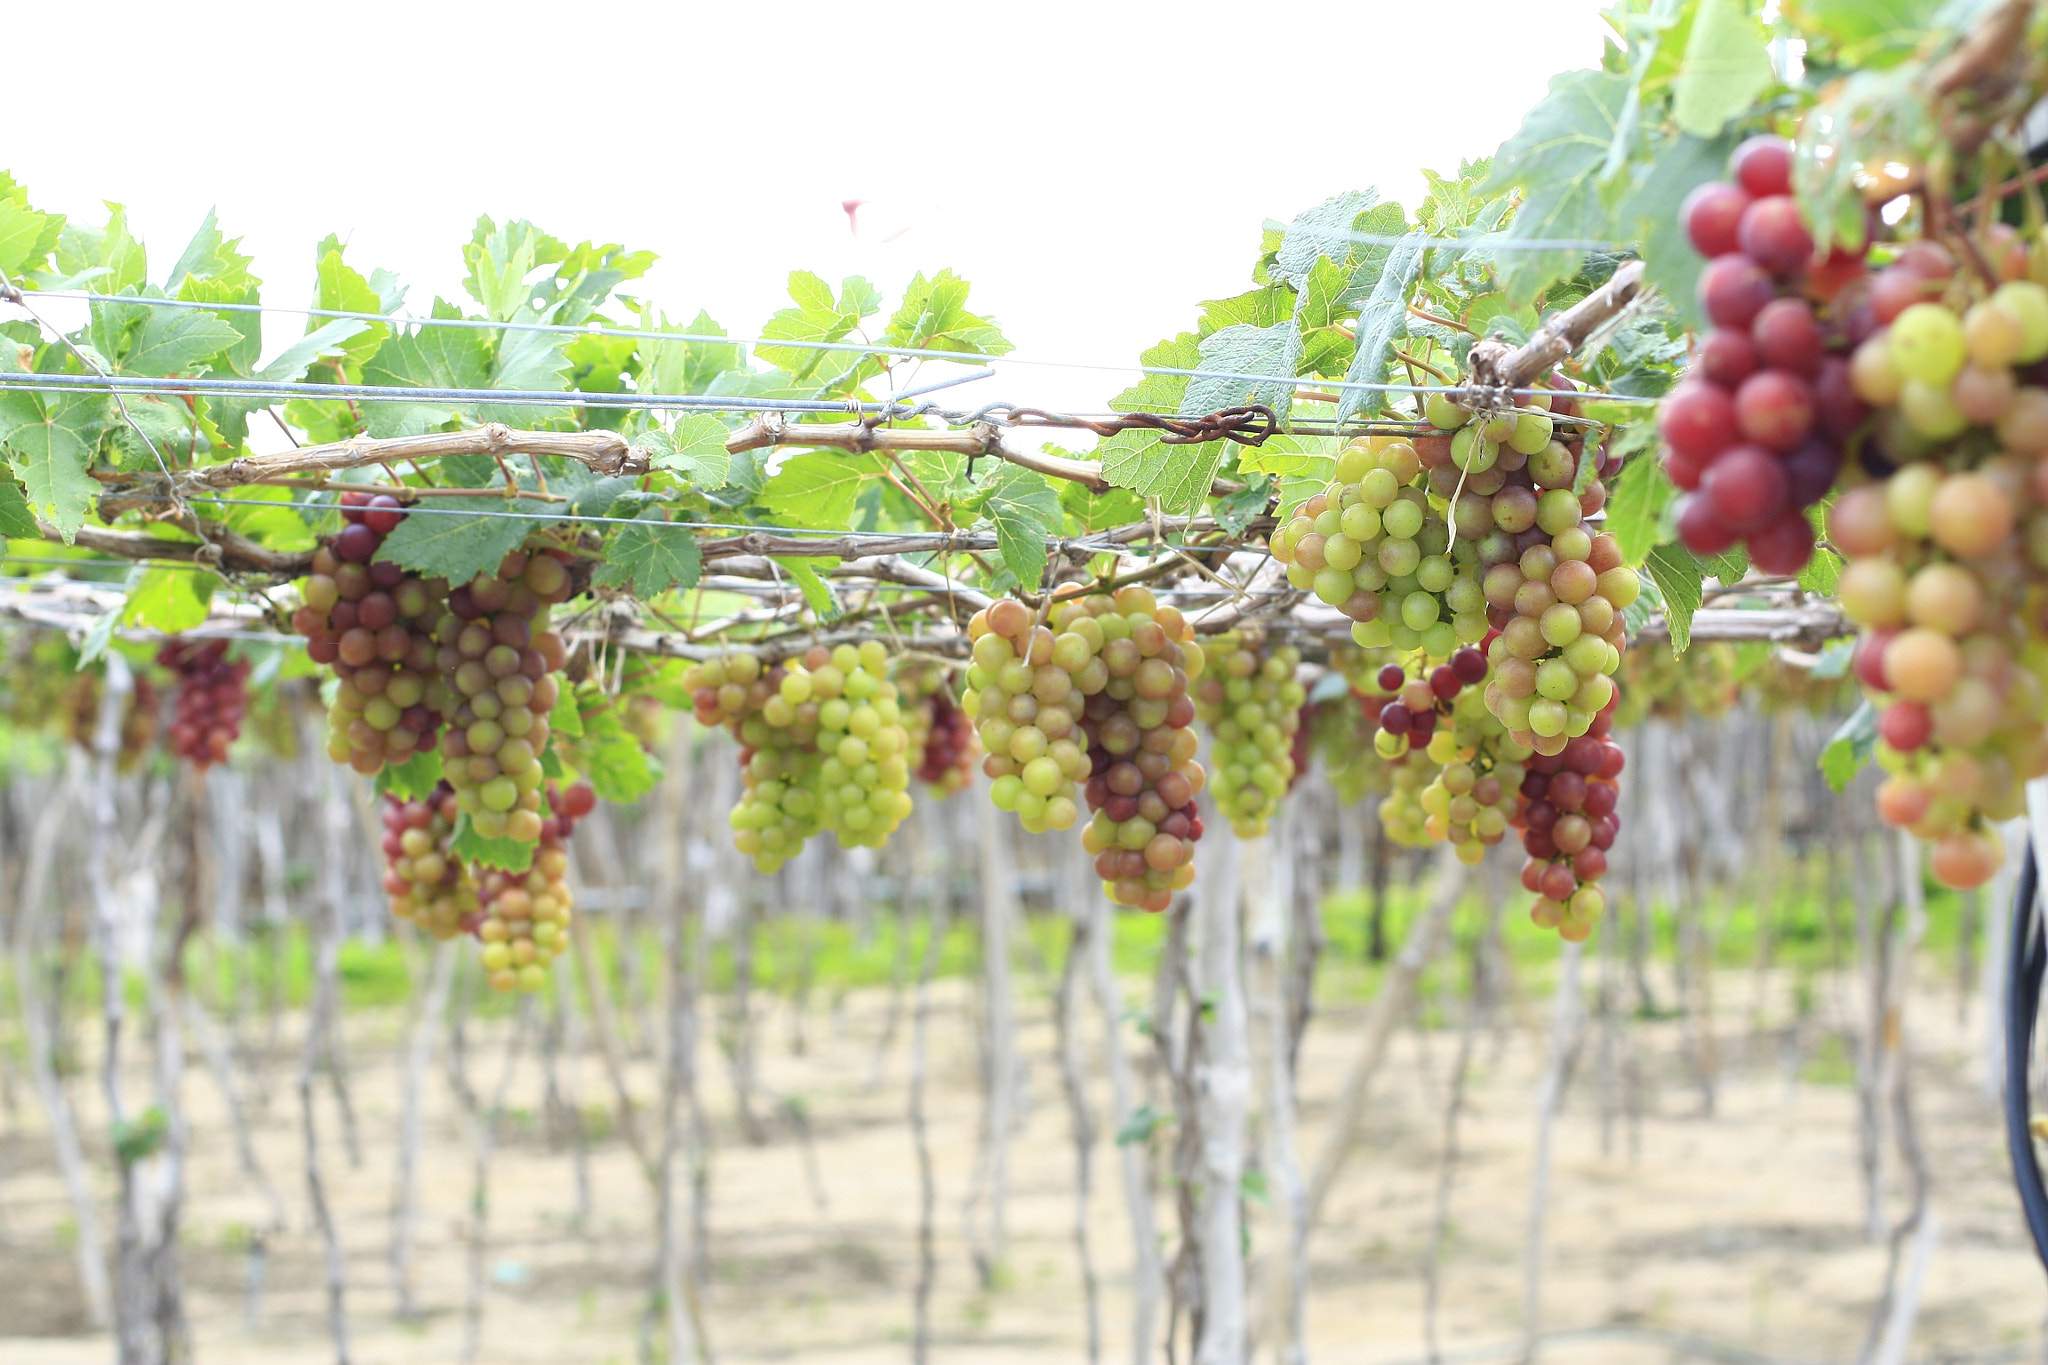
[962, 596, 1097, 836]
[475, 781, 592, 992]
[1269, 435, 1487, 660]
[1193, 635, 1305, 837]
[1377, 752, 1438, 847]
[685, 651, 823, 873]
[379, 782, 478, 941]
[807, 642, 915, 849]
[430, 549, 570, 844]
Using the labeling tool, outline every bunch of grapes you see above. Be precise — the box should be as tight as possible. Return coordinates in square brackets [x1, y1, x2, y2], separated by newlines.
[1369, 648, 1490, 759]
[1477, 524, 1637, 755]
[1417, 688, 1531, 866]
[292, 493, 450, 776]
[64, 668, 159, 772]
[378, 783, 478, 940]
[1376, 751, 1439, 847]
[1193, 635, 1306, 837]
[1512, 705, 1624, 943]
[157, 637, 249, 769]
[1664, 135, 1870, 572]
[684, 651, 824, 874]
[962, 597, 1095, 836]
[1068, 589, 1208, 912]
[1270, 436, 1485, 658]
[428, 549, 570, 844]
[475, 780, 593, 992]
[900, 665, 978, 795]
[803, 642, 915, 849]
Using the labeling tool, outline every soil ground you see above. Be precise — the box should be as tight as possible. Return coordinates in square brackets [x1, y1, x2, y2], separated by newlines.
[0, 950, 2040, 1365]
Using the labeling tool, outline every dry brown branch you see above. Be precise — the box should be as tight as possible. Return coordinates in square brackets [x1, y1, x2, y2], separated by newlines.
[1466, 260, 1647, 400]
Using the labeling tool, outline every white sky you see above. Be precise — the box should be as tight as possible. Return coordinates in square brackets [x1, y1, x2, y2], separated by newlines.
[10, 0, 1613, 422]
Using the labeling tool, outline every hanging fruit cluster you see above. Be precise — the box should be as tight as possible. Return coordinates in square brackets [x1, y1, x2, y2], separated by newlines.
[379, 783, 478, 941]
[1194, 634, 1305, 838]
[475, 781, 592, 992]
[158, 637, 248, 770]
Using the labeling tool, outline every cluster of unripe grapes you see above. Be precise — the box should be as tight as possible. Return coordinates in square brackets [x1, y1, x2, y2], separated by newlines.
[379, 782, 478, 941]
[1416, 688, 1531, 866]
[683, 651, 821, 874]
[293, 493, 450, 777]
[963, 596, 1099, 836]
[1193, 635, 1305, 837]
[1370, 649, 1488, 759]
[1271, 436, 1483, 657]
[1666, 136, 1867, 572]
[1823, 261, 2048, 887]
[1513, 710, 1624, 942]
[1376, 749, 1438, 848]
[805, 642, 916, 850]
[905, 673, 977, 795]
[157, 637, 248, 769]
[429, 550, 570, 844]
[1478, 525, 1635, 754]
[475, 780, 592, 992]
[63, 668, 159, 772]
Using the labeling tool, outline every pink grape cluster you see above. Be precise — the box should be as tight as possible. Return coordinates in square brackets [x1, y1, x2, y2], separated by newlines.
[157, 637, 248, 770]
[1369, 649, 1488, 758]
[1513, 709, 1624, 943]
[1664, 136, 1870, 573]
[379, 782, 478, 941]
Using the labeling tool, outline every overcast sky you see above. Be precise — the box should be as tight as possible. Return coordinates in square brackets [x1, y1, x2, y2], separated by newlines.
[10, 0, 1612, 421]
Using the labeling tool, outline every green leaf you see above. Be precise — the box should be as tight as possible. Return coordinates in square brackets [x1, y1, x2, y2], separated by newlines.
[374, 498, 559, 585]
[1109, 333, 1200, 415]
[1602, 440, 1671, 565]
[1337, 240, 1426, 423]
[122, 567, 217, 633]
[758, 449, 889, 529]
[1819, 699, 1877, 792]
[0, 198, 61, 278]
[560, 684, 659, 804]
[312, 241, 392, 369]
[1643, 542, 1707, 653]
[119, 306, 242, 377]
[1060, 479, 1145, 536]
[883, 269, 1011, 358]
[972, 464, 1061, 589]
[773, 556, 840, 620]
[360, 323, 492, 438]
[645, 414, 731, 489]
[757, 272, 881, 386]
[264, 318, 373, 384]
[462, 217, 568, 322]
[1671, 0, 1774, 138]
[375, 748, 444, 800]
[1234, 434, 1337, 483]
[1483, 69, 1634, 302]
[482, 323, 572, 426]
[1214, 477, 1274, 536]
[1096, 430, 1225, 518]
[0, 474, 37, 537]
[0, 391, 99, 540]
[640, 308, 741, 397]
[111, 1106, 168, 1167]
[1784, 0, 1942, 68]
[550, 679, 584, 739]
[1200, 285, 1295, 334]
[590, 511, 703, 598]
[1182, 321, 1300, 425]
[1798, 505, 1842, 596]
[451, 814, 534, 874]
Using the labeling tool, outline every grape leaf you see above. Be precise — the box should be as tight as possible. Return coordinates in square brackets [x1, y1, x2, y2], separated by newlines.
[451, 814, 535, 874]
[550, 678, 584, 739]
[1096, 429, 1224, 518]
[1603, 441, 1671, 565]
[1819, 699, 1877, 792]
[481, 322, 572, 427]
[757, 272, 881, 387]
[972, 463, 1060, 589]
[1182, 321, 1300, 426]
[1109, 333, 1200, 415]
[123, 566, 217, 633]
[884, 269, 1012, 358]
[313, 240, 392, 368]
[640, 308, 741, 397]
[463, 217, 568, 322]
[117, 306, 241, 377]
[1214, 477, 1274, 537]
[375, 748, 444, 800]
[772, 556, 840, 620]
[759, 449, 889, 529]
[560, 683, 659, 805]
[1337, 239, 1426, 423]
[0, 198, 63, 277]
[0, 474, 37, 537]
[1200, 285, 1294, 334]
[1644, 542, 1707, 653]
[0, 390, 99, 541]
[1783, 0, 1941, 68]
[1235, 434, 1337, 482]
[373, 498, 559, 585]
[1617, 130, 1736, 330]
[1671, 0, 1774, 138]
[645, 413, 731, 489]
[1798, 503, 1841, 596]
[361, 320, 492, 438]
[1482, 69, 1634, 303]
[1060, 479, 1145, 536]
[1274, 191, 1382, 286]
[591, 510, 703, 598]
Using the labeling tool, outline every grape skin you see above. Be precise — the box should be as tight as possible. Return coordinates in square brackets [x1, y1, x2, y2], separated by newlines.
[1194, 637, 1306, 838]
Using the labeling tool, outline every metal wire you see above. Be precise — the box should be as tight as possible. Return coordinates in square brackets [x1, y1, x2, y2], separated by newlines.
[1259, 222, 1635, 253]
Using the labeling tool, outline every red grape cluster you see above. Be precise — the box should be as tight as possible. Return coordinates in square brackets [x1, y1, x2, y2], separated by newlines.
[1370, 649, 1488, 760]
[292, 493, 450, 777]
[157, 637, 248, 769]
[475, 780, 592, 992]
[684, 651, 824, 874]
[379, 782, 478, 941]
[1193, 635, 1305, 837]
[428, 549, 570, 844]
[1664, 136, 1869, 573]
[1512, 702, 1624, 942]
[905, 672, 978, 796]
[1066, 588, 1208, 913]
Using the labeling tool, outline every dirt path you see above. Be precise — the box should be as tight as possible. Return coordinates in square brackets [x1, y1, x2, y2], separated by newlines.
[0, 958, 2039, 1364]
